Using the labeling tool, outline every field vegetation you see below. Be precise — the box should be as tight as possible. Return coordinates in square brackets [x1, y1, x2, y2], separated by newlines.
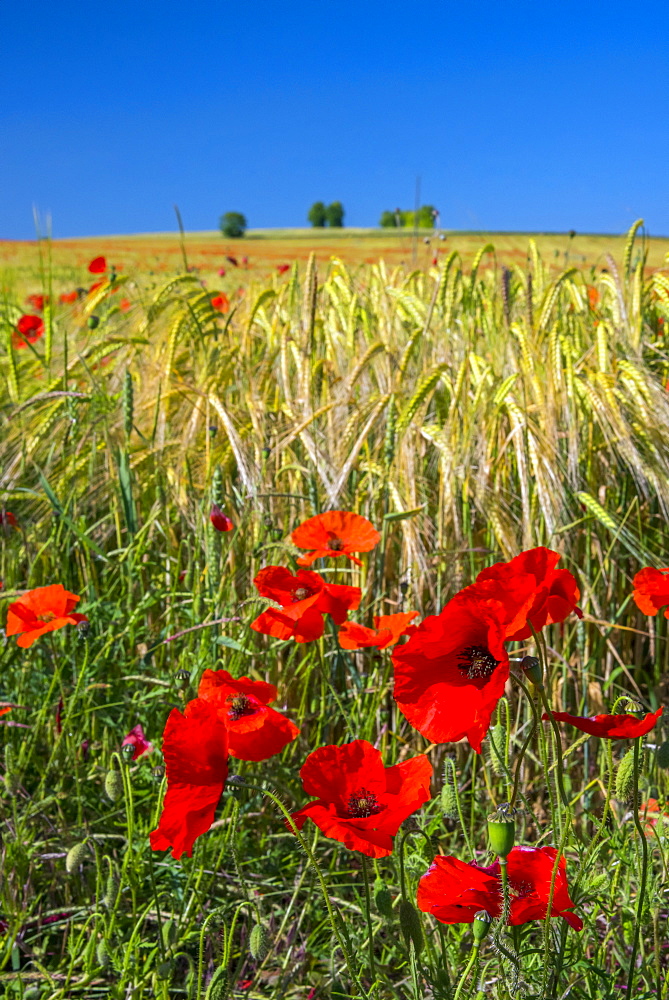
[1, 221, 668, 999]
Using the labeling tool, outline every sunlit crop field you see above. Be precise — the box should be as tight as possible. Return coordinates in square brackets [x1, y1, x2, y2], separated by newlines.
[1, 222, 668, 1000]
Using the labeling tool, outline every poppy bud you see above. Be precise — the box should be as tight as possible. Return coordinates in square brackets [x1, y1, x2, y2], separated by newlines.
[656, 740, 669, 769]
[521, 655, 543, 689]
[249, 922, 269, 962]
[615, 746, 641, 801]
[399, 899, 424, 955]
[103, 863, 120, 908]
[23, 989, 41, 1000]
[96, 939, 111, 968]
[441, 758, 459, 819]
[374, 878, 393, 918]
[87, 315, 100, 329]
[487, 804, 516, 858]
[161, 918, 178, 948]
[206, 967, 229, 1000]
[472, 910, 492, 943]
[210, 504, 233, 532]
[66, 841, 88, 874]
[105, 766, 124, 802]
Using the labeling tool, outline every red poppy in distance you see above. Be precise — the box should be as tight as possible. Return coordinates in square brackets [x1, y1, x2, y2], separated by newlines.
[211, 293, 230, 313]
[198, 668, 299, 761]
[0, 512, 18, 529]
[251, 566, 361, 643]
[150, 698, 229, 859]
[292, 510, 381, 568]
[0, 707, 10, 717]
[88, 256, 107, 274]
[277, 264, 290, 275]
[339, 611, 419, 650]
[13, 314, 45, 349]
[290, 739, 432, 858]
[417, 846, 582, 929]
[122, 724, 154, 760]
[210, 504, 234, 532]
[218, 267, 226, 277]
[632, 567, 669, 618]
[25, 294, 47, 311]
[392, 591, 511, 753]
[544, 707, 663, 740]
[473, 547, 581, 641]
[5, 584, 88, 648]
[59, 290, 79, 304]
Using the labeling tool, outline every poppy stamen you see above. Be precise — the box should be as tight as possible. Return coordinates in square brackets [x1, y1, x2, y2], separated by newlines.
[328, 537, 344, 551]
[293, 587, 313, 601]
[346, 788, 383, 818]
[458, 645, 499, 680]
[227, 694, 257, 721]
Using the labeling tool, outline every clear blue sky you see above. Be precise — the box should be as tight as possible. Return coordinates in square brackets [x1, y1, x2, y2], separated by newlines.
[2, 1, 669, 239]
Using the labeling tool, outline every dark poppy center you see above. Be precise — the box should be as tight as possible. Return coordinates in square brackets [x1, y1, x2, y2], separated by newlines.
[227, 694, 257, 721]
[328, 537, 344, 551]
[293, 587, 312, 601]
[511, 879, 533, 900]
[37, 611, 56, 623]
[458, 644, 499, 680]
[346, 788, 383, 818]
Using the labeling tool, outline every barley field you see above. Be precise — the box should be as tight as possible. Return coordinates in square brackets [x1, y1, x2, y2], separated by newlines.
[1, 221, 668, 1000]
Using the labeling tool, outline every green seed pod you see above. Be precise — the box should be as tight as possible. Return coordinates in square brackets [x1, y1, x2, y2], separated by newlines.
[487, 803, 516, 858]
[105, 767, 124, 803]
[96, 939, 111, 969]
[521, 655, 543, 689]
[249, 921, 269, 962]
[656, 740, 669, 769]
[205, 966, 229, 1000]
[441, 757, 459, 819]
[374, 877, 393, 918]
[65, 841, 88, 874]
[472, 909, 492, 943]
[584, 872, 609, 897]
[615, 746, 641, 801]
[87, 314, 100, 329]
[123, 370, 134, 438]
[103, 863, 120, 909]
[23, 988, 42, 1000]
[399, 899, 424, 955]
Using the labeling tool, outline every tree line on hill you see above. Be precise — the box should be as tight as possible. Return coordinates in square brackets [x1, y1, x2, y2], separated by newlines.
[219, 202, 440, 236]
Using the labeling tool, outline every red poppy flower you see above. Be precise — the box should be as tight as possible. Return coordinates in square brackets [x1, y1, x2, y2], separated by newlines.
[417, 846, 582, 930]
[641, 798, 669, 835]
[218, 267, 226, 277]
[0, 512, 18, 529]
[88, 280, 105, 294]
[277, 264, 290, 274]
[338, 611, 419, 650]
[119, 298, 131, 312]
[59, 290, 79, 304]
[211, 293, 230, 313]
[290, 739, 432, 858]
[122, 723, 154, 760]
[587, 285, 599, 309]
[0, 707, 10, 717]
[392, 591, 512, 752]
[632, 567, 669, 618]
[251, 566, 361, 643]
[210, 504, 234, 532]
[472, 547, 581, 641]
[292, 511, 381, 568]
[198, 668, 299, 761]
[150, 698, 229, 859]
[544, 706, 662, 739]
[88, 256, 107, 274]
[5, 585, 88, 648]
[12, 314, 45, 349]
[25, 294, 47, 311]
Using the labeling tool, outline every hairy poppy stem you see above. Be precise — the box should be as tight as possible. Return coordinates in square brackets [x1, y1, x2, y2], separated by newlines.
[452, 943, 480, 1000]
[626, 737, 649, 1000]
[361, 856, 378, 988]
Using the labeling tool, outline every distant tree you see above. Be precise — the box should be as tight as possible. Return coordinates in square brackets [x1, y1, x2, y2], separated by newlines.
[417, 204, 437, 228]
[220, 212, 247, 238]
[380, 210, 397, 228]
[308, 202, 327, 227]
[326, 201, 345, 228]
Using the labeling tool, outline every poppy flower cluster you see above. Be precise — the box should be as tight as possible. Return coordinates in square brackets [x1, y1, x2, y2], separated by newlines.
[392, 547, 581, 752]
[417, 846, 582, 930]
[151, 669, 299, 858]
[5, 585, 88, 648]
[251, 566, 361, 643]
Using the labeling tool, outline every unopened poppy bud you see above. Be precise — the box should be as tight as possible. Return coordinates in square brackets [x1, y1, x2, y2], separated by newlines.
[66, 841, 88, 874]
[399, 899, 424, 955]
[210, 504, 234, 532]
[521, 655, 543, 688]
[487, 803, 516, 858]
[103, 864, 120, 908]
[441, 758, 459, 819]
[472, 910, 492, 943]
[656, 740, 669, 769]
[23, 988, 41, 1000]
[161, 918, 178, 948]
[206, 966, 229, 1000]
[615, 746, 640, 801]
[105, 767, 124, 802]
[87, 315, 100, 329]
[249, 922, 269, 962]
[96, 939, 111, 968]
[374, 878, 393, 918]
